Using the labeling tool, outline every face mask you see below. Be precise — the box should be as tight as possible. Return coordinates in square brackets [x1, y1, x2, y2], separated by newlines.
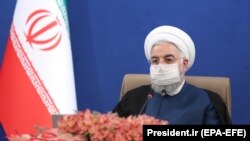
[150, 63, 181, 85]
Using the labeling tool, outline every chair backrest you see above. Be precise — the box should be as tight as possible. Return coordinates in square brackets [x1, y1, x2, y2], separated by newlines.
[120, 74, 231, 116]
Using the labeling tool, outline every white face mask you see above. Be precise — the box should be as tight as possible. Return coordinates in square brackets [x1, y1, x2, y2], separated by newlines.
[150, 63, 181, 85]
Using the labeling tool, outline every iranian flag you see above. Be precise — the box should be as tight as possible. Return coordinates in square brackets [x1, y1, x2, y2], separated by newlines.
[0, 0, 77, 135]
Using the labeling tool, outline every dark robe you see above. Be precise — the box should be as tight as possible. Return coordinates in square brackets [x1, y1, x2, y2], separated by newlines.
[112, 83, 231, 124]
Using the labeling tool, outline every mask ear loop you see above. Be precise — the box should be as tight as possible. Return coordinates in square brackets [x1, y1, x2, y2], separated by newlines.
[178, 58, 187, 80]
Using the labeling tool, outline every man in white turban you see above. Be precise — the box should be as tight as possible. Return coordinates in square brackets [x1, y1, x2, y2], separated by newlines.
[144, 25, 195, 96]
[113, 25, 231, 125]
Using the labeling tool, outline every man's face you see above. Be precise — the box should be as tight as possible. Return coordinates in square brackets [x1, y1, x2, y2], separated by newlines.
[150, 42, 189, 73]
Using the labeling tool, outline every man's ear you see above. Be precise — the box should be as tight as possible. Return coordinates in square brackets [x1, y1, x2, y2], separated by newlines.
[183, 59, 189, 71]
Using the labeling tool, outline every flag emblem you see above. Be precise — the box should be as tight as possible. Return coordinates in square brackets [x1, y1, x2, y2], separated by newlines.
[25, 9, 62, 51]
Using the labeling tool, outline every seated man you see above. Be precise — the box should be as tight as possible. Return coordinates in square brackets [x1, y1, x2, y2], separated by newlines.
[113, 25, 231, 124]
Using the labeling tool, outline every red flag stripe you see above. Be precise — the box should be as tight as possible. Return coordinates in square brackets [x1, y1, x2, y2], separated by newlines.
[0, 37, 52, 134]
[10, 25, 59, 114]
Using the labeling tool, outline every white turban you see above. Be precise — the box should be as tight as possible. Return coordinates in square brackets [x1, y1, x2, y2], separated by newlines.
[144, 25, 195, 69]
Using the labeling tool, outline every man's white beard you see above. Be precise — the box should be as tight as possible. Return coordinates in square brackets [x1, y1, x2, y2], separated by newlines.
[151, 79, 184, 95]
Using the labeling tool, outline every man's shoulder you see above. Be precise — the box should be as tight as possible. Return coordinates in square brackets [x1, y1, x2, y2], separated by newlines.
[124, 85, 151, 98]
[185, 82, 208, 95]
[128, 84, 151, 92]
[184, 82, 220, 103]
[185, 82, 221, 98]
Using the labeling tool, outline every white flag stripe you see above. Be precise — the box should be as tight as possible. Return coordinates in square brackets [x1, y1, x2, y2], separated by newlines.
[13, 0, 77, 114]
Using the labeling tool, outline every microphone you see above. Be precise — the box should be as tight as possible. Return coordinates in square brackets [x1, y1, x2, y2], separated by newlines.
[139, 93, 153, 114]
[160, 89, 167, 97]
